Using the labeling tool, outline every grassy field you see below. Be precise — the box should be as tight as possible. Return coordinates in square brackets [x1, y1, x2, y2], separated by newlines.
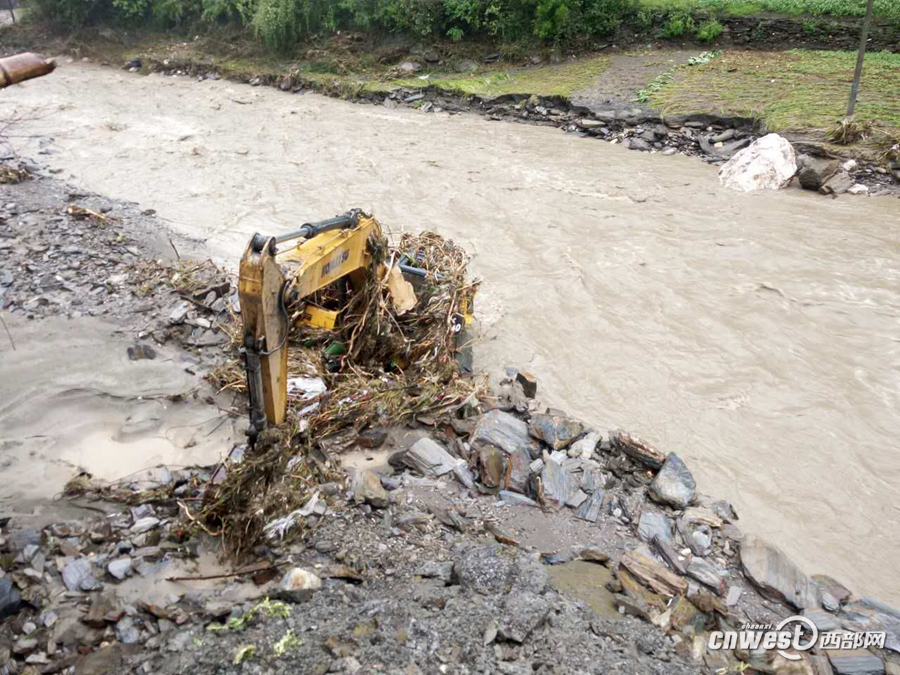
[636, 0, 900, 19]
[392, 57, 611, 99]
[648, 49, 900, 142]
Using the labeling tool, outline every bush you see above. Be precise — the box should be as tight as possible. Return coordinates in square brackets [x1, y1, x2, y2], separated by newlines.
[695, 18, 723, 41]
[34, 0, 112, 25]
[661, 9, 693, 38]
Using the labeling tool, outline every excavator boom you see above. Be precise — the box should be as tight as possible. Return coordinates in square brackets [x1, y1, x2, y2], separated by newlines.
[238, 210, 381, 445]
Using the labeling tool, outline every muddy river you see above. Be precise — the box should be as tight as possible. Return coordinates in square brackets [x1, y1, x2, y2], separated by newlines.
[2, 63, 898, 604]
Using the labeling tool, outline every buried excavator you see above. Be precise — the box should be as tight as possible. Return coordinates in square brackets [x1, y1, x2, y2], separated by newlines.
[237, 209, 475, 447]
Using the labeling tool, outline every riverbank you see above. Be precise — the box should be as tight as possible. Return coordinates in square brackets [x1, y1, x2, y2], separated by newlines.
[2, 18, 898, 173]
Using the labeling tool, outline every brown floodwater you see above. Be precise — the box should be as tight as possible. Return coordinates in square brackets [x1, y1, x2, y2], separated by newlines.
[2, 62, 898, 605]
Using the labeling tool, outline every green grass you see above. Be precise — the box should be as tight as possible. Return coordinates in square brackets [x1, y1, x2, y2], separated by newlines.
[636, 0, 900, 20]
[648, 49, 900, 142]
[392, 56, 612, 99]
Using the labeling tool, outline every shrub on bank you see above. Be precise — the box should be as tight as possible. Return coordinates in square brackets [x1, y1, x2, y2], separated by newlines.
[32, 0, 640, 51]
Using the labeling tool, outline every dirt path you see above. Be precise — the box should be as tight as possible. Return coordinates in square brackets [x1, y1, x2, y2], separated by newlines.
[2, 62, 898, 604]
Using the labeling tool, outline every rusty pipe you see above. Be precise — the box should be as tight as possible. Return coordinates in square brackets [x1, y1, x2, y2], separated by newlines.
[0, 53, 55, 88]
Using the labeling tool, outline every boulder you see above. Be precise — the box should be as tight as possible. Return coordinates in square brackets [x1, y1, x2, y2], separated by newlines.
[528, 413, 584, 451]
[498, 591, 550, 643]
[740, 534, 821, 609]
[638, 511, 674, 544]
[478, 445, 507, 489]
[470, 409, 532, 456]
[62, 558, 101, 592]
[453, 546, 512, 596]
[280, 567, 322, 592]
[649, 453, 696, 508]
[0, 578, 23, 619]
[799, 158, 841, 190]
[610, 430, 665, 469]
[540, 459, 578, 506]
[718, 133, 797, 192]
[820, 170, 855, 196]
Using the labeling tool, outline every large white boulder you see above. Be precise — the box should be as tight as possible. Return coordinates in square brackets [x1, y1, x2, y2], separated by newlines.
[718, 133, 797, 192]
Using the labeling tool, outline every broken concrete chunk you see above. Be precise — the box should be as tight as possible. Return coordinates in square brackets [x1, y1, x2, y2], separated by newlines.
[740, 534, 821, 609]
[529, 413, 584, 451]
[649, 453, 696, 508]
[619, 550, 688, 599]
[610, 430, 665, 469]
[403, 438, 459, 477]
[470, 409, 532, 456]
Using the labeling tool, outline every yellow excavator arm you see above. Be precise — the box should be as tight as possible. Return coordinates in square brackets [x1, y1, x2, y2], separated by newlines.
[238, 210, 381, 445]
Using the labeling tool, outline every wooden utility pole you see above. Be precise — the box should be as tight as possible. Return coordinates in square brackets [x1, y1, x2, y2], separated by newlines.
[846, 0, 876, 116]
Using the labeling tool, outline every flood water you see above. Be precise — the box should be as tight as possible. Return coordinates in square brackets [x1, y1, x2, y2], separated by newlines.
[2, 62, 898, 605]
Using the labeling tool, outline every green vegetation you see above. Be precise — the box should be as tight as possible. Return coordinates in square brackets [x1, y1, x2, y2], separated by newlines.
[31, 0, 641, 53]
[394, 54, 611, 98]
[647, 49, 900, 142]
[661, 9, 694, 36]
[636, 0, 900, 20]
[695, 18, 724, 41]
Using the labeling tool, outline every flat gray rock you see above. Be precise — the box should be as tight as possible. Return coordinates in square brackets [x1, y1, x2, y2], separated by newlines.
[62, 558, 100, 593]
[740, 534, 821, 609]
[649, 453, 695, 508]
[575, 488, 605, 523]
[404, 438, 458, 477]
[107, 557, 133, 581]
[528, 413, 584, 451]
[470, 409, 532, 455]
[827, 650, 886, 675]
[687, 557, 726, 596]
[541, 459, 577, 506]
[638, 511, 674, 544]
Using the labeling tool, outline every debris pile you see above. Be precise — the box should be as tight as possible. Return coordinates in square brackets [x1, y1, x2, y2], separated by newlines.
[195, 228, 484, 558]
